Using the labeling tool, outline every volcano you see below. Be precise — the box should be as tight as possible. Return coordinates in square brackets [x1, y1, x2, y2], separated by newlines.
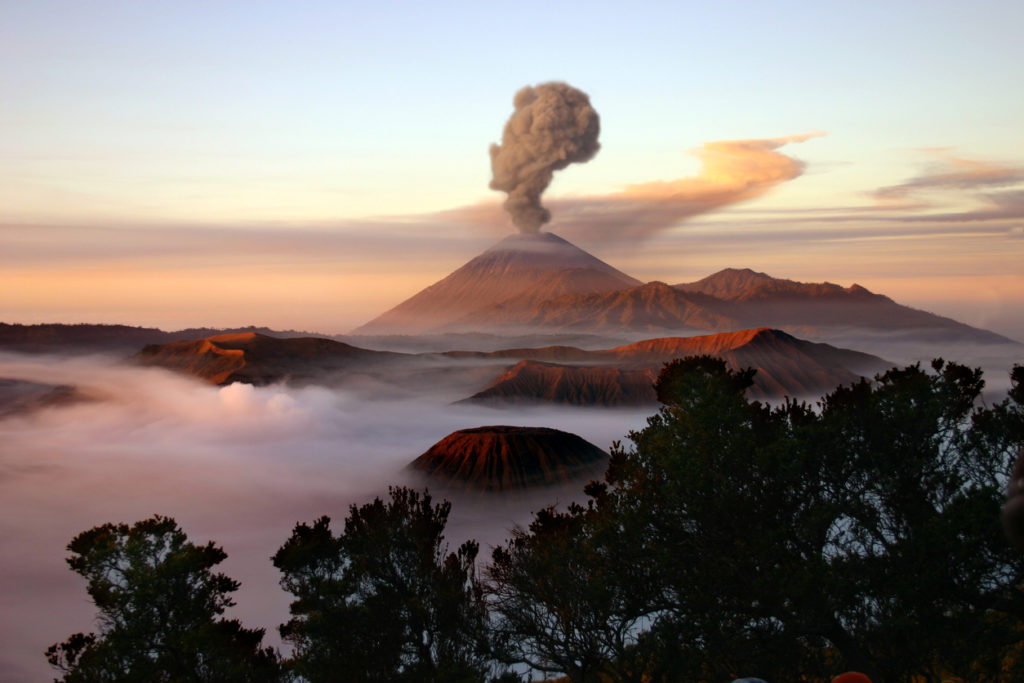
[351, 235, 1014, 345]
[353, 232, 640, 335]
[407, 425, 608, 492]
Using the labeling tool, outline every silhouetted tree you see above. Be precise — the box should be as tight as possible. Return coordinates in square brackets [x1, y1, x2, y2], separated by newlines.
[273, 486, 493, 682]
[486, 356, 1024, 681]
[46, 515, 282, 682]
[488, 496, 656, 683]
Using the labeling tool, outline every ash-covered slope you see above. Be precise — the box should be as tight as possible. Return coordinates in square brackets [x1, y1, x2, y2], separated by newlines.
[353, 232, 640, 335]
[407, 425, 608, 492]
[465, 328, 891, 404]
[446, 281, 737, 334]
[135, 332, 406, 385]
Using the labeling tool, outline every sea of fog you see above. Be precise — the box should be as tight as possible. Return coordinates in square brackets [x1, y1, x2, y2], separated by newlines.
[2, 341, 1021, 681]
[0, 352, 653, 681]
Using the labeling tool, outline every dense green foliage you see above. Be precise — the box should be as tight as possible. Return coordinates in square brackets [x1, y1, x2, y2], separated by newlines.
[272, 487, 493, 682]
[49, 360, 1024, 682]
[46, 516, 282, 682]
[489, 357, 1024, 681]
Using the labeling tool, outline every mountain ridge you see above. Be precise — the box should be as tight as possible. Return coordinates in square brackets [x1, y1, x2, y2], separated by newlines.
[134, 332, 406, 385]
[464, 327, 891, 405]
[350, 234, 1015, 344]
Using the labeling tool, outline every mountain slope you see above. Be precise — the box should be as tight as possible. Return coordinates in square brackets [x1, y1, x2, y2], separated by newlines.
[675, 268, 1014, 343]
[447, 281, 738, 334]
[353, 232, 640, 334]
[446, 267, 1014, 343]
[467, 361, 657, 406]
[464, 328, 891, 404]
[407, 425, 608, 492]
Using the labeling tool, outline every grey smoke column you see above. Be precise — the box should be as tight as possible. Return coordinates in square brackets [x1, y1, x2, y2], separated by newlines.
[489, 82, 601, 233]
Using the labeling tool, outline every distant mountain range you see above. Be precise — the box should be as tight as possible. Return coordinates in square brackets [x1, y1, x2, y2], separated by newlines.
[0, 322, 311, 353]
[354, 232, 1014, 345]
[126, 328, 889, 405]
[3, 232, 1015, 410]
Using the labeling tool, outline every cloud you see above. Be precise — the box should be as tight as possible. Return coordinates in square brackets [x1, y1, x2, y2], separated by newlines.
[872, 153, 1024, 203]
[0, 352, 650, 680]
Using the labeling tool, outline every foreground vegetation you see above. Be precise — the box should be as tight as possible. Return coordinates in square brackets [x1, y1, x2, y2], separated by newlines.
[49, 358, 1024, 682]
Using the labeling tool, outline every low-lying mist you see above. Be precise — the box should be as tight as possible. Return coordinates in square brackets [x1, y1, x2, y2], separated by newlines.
[0, 352, 651, 681]
[2, 337, 1019, 680]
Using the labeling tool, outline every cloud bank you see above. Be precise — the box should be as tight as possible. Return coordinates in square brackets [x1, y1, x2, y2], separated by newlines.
[0, 353, 649, 681]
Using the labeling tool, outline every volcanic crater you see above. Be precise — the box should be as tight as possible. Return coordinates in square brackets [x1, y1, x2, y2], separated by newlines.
[407, 425, 608, 493]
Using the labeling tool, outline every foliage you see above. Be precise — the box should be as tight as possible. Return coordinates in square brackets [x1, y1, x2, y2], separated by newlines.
[488, 495, 656, 682]
[46, 515, 282, 682]
[487, 356, 1024, 681]
[273, 486, 493, 682]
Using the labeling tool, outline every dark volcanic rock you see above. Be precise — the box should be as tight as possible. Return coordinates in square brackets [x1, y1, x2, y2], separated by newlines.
[408, 426, 608, 492]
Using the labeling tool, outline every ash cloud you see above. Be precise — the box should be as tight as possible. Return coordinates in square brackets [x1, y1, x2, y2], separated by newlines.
[452, 132, 824, 243]
[489, 82, 601, 234]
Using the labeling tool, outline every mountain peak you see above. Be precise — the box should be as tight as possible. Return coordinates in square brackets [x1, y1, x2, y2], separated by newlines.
[675, 268, 780, 299]
[354, 232, 639, 335]
[488, 230, 573, 250]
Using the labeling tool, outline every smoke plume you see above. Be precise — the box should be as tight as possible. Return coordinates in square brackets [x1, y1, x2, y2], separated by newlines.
[547, 132, 825, 242]
[489, 82, 601, 233]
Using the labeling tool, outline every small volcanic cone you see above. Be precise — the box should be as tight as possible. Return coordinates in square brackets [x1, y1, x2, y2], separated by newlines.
[408, 426, 607, 492]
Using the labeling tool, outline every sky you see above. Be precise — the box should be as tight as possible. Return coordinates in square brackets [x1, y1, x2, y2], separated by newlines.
[2, 0, 1023, 338]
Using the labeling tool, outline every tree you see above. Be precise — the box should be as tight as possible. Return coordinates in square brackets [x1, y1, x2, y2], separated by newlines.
[273, 486, 493, 682]
[46, 515, 282, 682]
[485, 356, 1024, 681]
[487, 495, 656, 682]
[613, 357, 1024, 681]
